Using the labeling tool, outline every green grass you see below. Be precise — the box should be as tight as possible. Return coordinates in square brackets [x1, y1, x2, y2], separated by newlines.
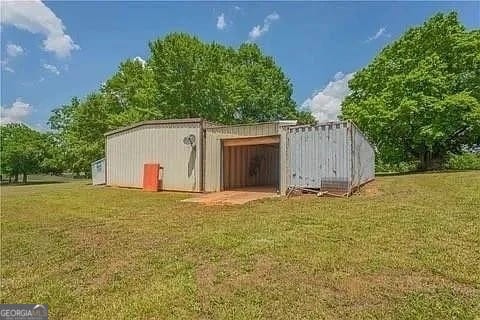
[1, 172, 479, 319]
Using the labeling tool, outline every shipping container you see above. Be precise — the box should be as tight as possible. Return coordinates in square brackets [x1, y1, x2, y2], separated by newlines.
[285, 121, 375, 194]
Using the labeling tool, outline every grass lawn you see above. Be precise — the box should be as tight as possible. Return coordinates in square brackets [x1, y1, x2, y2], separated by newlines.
[1, 172, 479, 319]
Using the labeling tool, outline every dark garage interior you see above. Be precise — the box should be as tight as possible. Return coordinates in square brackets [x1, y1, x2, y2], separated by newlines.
[222, 136, 280, 191]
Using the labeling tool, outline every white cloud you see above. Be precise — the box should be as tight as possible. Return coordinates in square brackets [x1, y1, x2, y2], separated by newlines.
[32, 122, 49, 132]
[1, 60, 14, 73]
[133, 56, 146, 67]
[6, 44, 24, 57]
[43, 63, 60, 75]
[3, 66, 15, 73]
[301, 72, 355, 122]
[1, 0, 80, 58]
[4, 66, 15, 73]
[2, 44, 24, 72]
[216, 13, 227, 30]
[248, 12, 280, 41]
[366, 27, 391, 42]
[234, 6, 241, 11]
[0, 99, 33, 124]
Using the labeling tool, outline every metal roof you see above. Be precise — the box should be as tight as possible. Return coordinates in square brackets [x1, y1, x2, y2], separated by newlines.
[105, 118, 299, 136]
[285, 120, 350, 130]
[203, 120, 297, 130]
[104, 118, 204, 136]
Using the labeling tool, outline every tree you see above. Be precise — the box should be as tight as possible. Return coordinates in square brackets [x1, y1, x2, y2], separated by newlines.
[0, 123, 45, 183]
[48, 94, 114, 175]
[50, 33, 314, 173]
[40, 132, 67, 175]
[149, 33, 310, 124]
[341, 12, 480, 169]
[101, 58, 159, 126]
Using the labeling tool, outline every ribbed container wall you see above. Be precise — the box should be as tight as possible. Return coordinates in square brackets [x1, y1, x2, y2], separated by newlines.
[204, 122, 281, 192]
[106, 123, 202, 191]
[91, 158, 106, 185]
[287, 122, 352, 193]
[351, 123, 375, 188]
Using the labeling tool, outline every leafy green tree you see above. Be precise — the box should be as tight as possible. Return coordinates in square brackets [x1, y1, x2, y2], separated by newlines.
[341, 12, 480, 169]
[40, 132, 67, 175]
[0, 123, 45, 183]
[50, 33, 314, 173]
[149, 33, 309, 124]
[101, 58, 159, 126]
[49, 94, 113, 175]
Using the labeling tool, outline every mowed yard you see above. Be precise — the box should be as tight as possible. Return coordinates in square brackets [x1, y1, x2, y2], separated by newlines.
[1, 172, 479, 319]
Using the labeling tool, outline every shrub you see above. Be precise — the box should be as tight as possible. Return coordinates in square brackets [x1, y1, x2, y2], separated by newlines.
[445, 152, 480, 170]
[375, 160, 418, 173]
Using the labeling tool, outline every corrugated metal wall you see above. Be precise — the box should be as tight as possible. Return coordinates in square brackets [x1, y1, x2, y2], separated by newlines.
[286, 122, 352, 193]
[104, 118, 373, 195]
[223, 144, 279, 189]
[91, 158, 106, 185]
[279, 128, 288, 195]
[204, 122, 281, 192]
[106, 123, 202, 191]
[351, 123, 375, 188]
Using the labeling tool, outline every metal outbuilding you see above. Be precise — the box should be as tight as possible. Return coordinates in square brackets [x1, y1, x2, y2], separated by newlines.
[105, 118, 205, 191]
[100, 118, 375, 195]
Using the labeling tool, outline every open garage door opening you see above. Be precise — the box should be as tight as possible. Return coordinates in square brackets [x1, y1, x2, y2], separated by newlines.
[222, 135, 280, 193]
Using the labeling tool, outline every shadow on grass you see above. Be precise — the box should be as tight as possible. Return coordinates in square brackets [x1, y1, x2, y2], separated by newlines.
[0, 180, 68, 186]
[376, 169, 479, 177]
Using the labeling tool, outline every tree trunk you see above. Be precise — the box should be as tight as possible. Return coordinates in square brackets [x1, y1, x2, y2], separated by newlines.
[14, 173, 19, 183]
[23, 173, 28, 184]
[419, 150, 435, 171]
[418, 151, 429, 171]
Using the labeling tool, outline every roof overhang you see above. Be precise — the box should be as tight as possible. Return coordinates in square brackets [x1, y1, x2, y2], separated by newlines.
[104, 118, 204, 137]
[222, 135, 280, 147]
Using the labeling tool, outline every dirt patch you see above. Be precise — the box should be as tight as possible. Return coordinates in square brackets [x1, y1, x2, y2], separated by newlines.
[193, 255, 479, 318]
[182, 188, 279, 205]
[359, 181, 381, 197]
[334, 273, 478, 299]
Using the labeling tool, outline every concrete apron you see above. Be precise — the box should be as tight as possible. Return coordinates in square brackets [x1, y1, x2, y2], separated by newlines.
[182, 186, 279, 205]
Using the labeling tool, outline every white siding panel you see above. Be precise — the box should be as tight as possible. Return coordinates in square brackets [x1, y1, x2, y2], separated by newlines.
[106, 123, 201, 191]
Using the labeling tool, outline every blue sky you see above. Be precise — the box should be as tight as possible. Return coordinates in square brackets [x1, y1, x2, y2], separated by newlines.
[1, 1, 479, 128]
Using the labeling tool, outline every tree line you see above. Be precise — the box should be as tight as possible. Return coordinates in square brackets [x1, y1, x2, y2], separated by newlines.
[1, 12, 479, 182]
[2, 34, 314, 181]
[341, 12, 480, 169]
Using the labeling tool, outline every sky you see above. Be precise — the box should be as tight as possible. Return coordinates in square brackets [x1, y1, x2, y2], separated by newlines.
[1, 1, 479, 129]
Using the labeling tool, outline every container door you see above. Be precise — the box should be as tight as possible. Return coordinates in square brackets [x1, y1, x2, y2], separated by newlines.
[287, 124, 351, 194]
